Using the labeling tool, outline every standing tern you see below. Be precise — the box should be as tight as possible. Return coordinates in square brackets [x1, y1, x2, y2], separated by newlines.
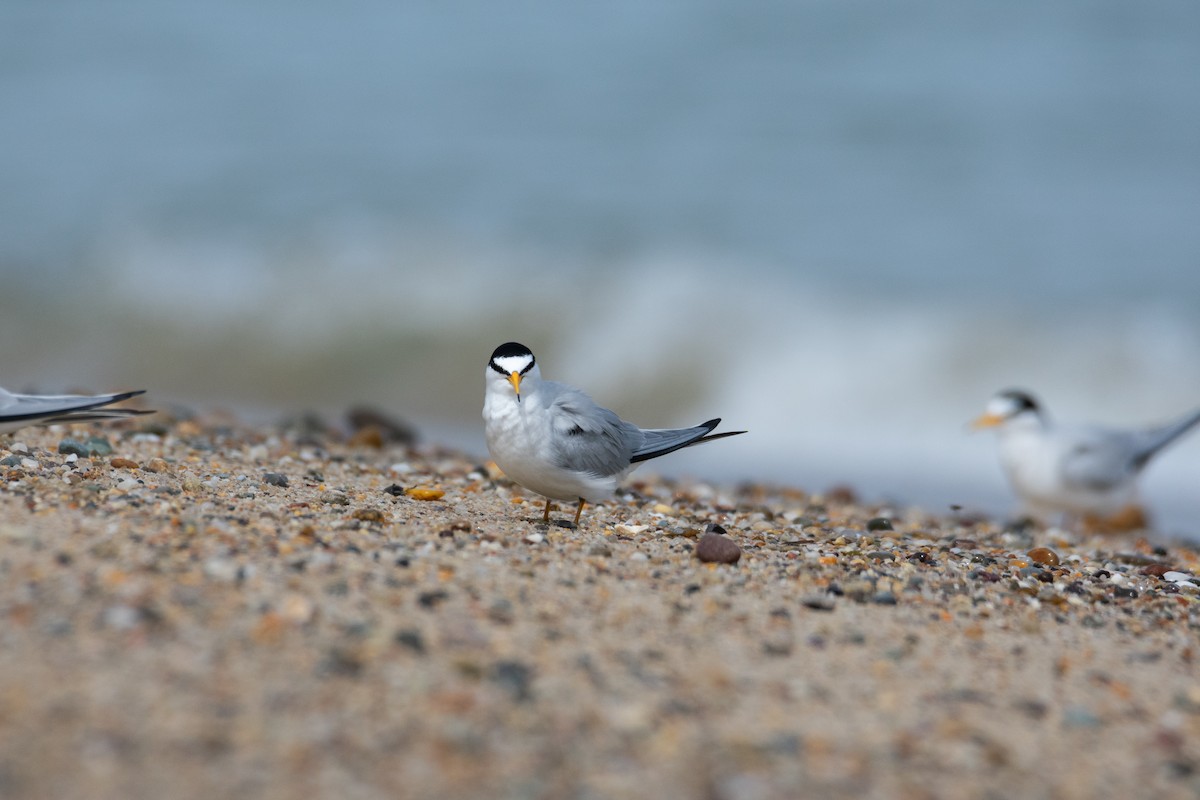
[483, 342, 745, 525]
[0, 388, 152, 436]
[972, 388, 1200, 527]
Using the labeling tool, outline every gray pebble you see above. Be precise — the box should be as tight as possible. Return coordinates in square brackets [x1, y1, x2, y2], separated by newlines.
[57, 439, 89, 458]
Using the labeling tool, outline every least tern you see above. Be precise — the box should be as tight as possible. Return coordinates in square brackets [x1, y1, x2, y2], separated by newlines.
[0, 388, 152, 436]
[973, 388, 1200, 526]
[483, 342, 745, 525]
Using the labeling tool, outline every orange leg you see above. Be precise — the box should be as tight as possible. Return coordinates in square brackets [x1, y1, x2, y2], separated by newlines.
[543, 500, 554, 523]
[573, 498, 586, 526]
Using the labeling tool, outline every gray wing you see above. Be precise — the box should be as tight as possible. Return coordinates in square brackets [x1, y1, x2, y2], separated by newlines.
[545, 387, 642, 478]
[0, 388, 148, 424]
[1058, 426, 1141, 492]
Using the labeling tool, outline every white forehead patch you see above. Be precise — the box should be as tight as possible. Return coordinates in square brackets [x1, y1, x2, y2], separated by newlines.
[985, 396, 1015, 417]
[492, 354, 534, 374]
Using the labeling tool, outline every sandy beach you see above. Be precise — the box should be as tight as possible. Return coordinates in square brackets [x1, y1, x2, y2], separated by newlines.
[1, 409, 1199, 800]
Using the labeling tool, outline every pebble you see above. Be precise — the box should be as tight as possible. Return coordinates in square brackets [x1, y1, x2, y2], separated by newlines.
[0, 455, 21, 467]
[587, 540, 613, 557]
[144, 458, 170, 473]
[696, 529, 741, 564]
[110, 457, 139, 470]
[57, 439, 89, 457]
[801, 595, 836, 611]
[866, 517, 894, 532]
[84, 436, 113, 457]
[352, 508, 388, 523]
[320, 491, 350, 505]
[263, 472, 289, 487]
[405, 488, 445, 501]
[1027, 547, 1060, 567]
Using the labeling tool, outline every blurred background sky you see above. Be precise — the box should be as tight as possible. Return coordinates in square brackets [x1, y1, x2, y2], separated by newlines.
[1, 0, 1198, 530]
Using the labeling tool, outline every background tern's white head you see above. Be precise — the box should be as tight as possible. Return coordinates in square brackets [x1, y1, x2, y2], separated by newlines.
[972, 389, 1043, 430]
[486, 342, 540, 402]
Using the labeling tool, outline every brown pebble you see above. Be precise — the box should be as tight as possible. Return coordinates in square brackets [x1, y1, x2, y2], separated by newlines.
[1138, 563, 1171, 578]
[1027, 547, 1060, 567]
[352, 508, 389, 523]
[825, 485, 858, 505]
[696, 529, 741, 564]
[144, 458, 170, 473]
[347, 426, 385, 449]
[109, 457, 139, 470]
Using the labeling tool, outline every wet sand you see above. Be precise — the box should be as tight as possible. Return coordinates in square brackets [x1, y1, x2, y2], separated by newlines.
[1, 411, 1198, 800]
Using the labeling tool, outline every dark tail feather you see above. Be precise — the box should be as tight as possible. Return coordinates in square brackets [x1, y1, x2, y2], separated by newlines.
[630, 418, 747, 464]
[44, 408, 155, 425]
[1132, 408, 1200, 470]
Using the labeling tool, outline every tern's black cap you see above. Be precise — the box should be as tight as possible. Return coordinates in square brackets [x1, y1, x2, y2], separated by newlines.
[490, 342, 534, 362]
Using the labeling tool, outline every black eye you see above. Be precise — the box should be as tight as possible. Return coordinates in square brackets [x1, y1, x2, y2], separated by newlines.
[1001, 389, 1040, 414]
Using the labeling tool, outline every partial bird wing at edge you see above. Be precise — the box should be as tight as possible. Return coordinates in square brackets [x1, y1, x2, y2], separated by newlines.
[0, 389, 147, 423]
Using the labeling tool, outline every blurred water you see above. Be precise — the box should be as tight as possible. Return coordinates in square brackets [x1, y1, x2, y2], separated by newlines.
[1, 1, 1198, 533]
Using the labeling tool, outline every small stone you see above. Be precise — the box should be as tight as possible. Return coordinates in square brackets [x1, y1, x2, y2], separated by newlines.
[84, 436, 113, 457]
[279, 593, 315, 624]
[395, 629, 425, 654]
[0, 455, 21, 467]
[1164, 571, 1197, 584]
[405, 488, 445, 501]
[352, 508, 388, 523]
[8, 442, 28, 455]
[489, 660, 534, 703]
[1063, 706, 1101, 728]
[110, 457, 139, 470]
[696, 528, 741, 565]
[825, 485, 858, 504]
[346, 406, 418, 446]
[263, 472, 289, 488]
[417, 590, 448, 609]
[587, 540, 613, 557]
[872, 591, 898, 605]
[320, 490, 350, 505]
[347, 426, 385, 449]
[144, 458, 170, 473]
[57, 439, 89, 457]
[866, 517, 894, 532]
[1027, 547, 1060, 567]
[384, 484, 405, 497]
[801, 595, 836, 611]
